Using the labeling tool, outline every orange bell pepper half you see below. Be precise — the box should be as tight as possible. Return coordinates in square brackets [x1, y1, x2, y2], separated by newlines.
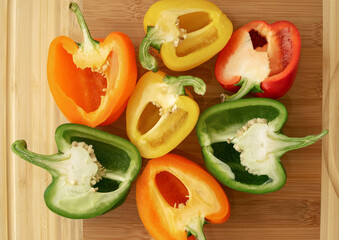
[47, 3, 137, 127]
[136, 154, 230, 240]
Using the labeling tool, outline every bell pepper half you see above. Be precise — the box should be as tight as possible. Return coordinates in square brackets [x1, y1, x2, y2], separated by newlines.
[11, 123, 141, 219]
[136, 153, 230, 240]
[196, 98, 327, 194]
[215, 20, 301, 101]
[139, 0, 233, 72]
[126, 71, 206, 159]
[47, 3, 137, 127]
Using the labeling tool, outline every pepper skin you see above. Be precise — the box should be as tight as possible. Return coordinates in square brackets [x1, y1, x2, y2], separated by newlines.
[215, 21, 301, 101]
[196, 98, 327, 194]
[126, 71, 206, 159]
[47, 3, 137, 127]
[136, 154, 230, 240]
[11, 123, 141, 219]
[139, 0, 233, 72]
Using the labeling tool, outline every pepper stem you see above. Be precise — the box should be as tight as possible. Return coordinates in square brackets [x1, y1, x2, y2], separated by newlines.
[163, 75, 206, 96]
[185, 217, 207, 240]
[69, 2, 99, 51]
[221, 77, 261, 102]
[139, 26, 163, 72]
[11, 140, 68, 176]
[274, 130, 328, 156]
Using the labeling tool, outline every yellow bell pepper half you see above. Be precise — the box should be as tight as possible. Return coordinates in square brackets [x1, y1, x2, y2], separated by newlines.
[139, 0, 233, 72]
[126, 71, 206, 159]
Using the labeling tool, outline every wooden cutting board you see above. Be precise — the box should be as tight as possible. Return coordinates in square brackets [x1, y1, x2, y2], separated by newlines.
[1, 0, 338, 239]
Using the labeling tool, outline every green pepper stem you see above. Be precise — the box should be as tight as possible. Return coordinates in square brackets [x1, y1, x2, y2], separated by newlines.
[164, 75, 206, 96]
[69, 2, 99, 51]
[221, 77, 261, 102]
[11, 140, 68, 176]
[185, 217, 206, 240]
[139, 26, 163, 72]
[274, 130, 328, 155]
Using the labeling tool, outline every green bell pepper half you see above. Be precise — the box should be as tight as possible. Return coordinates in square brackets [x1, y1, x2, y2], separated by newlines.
[196, 98, 327, 194]
[11, 123, 142, 219]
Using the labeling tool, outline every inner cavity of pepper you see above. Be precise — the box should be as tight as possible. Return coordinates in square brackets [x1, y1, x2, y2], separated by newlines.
[276, 28, 293, 69]
[137, 102, 161, 135]
[55, 46, 120, 113]
[175, 12, 217, 57]
[177, 12, 212, 33]
[155, 171, 189, 208]
[249, 30, 267, 50]
[137, 102, 189, 148]
[211, 141, 270, 185]
[138, 102, 188, 147]
[249, 28, 293, 76]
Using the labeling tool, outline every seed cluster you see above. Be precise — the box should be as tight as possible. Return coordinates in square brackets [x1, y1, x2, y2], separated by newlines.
[91, 60, 110, 77]
[89, 59, 110, 95]
[174, 19, 187, 47]
[71, 141, 107, 192]
[151, 101, 178, 117]
[173, 195, 190, 209]
[232, 118, 268, 152]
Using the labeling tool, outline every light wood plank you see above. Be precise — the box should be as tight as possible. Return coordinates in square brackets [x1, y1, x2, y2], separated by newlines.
[321, 0, 339, 239]
[4, 0, 83, 239]
[0, 0, 9, 240]
[2, 0, 332, 239]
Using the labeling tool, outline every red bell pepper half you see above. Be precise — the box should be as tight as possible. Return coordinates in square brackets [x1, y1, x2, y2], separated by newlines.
[215, 20, 301, 101]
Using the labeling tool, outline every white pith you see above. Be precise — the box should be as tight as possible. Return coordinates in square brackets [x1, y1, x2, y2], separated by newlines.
[153, 10, 197, 47]
[56, 141, 106, 194]
[141, 82, 179, 117]
[230, 119, 280, 177]
[222, 32, 271, 85]
[73, 43, 112, 71]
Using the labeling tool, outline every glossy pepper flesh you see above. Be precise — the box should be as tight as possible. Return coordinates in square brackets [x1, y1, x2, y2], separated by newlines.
[126, 71, 206, 159]
[136, 153, 230, 240]
[47, 3, 137, 127]
[196, 98, 327, 194]
[11, 123, 141, 219]
[215, 21, 301, 101]
[139, 0, 233, 72]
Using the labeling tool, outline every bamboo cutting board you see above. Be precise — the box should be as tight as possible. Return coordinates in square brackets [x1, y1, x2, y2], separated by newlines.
[1, 1, 83, 239]
[1, 0, 338, 240]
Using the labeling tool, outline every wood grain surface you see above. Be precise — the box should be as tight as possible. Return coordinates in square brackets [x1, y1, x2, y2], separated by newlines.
[81, 0, 325, 239]
[1, 0, 8, 239]
[321, 0, 339, 239]
[1, 0, 83, 239]
[1, 0, 338, 240]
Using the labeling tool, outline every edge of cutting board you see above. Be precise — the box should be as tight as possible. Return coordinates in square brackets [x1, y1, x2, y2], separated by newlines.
[321, 0, 339, 239]
[1, 0, 338, 239]
[0, 1, 83, 239]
